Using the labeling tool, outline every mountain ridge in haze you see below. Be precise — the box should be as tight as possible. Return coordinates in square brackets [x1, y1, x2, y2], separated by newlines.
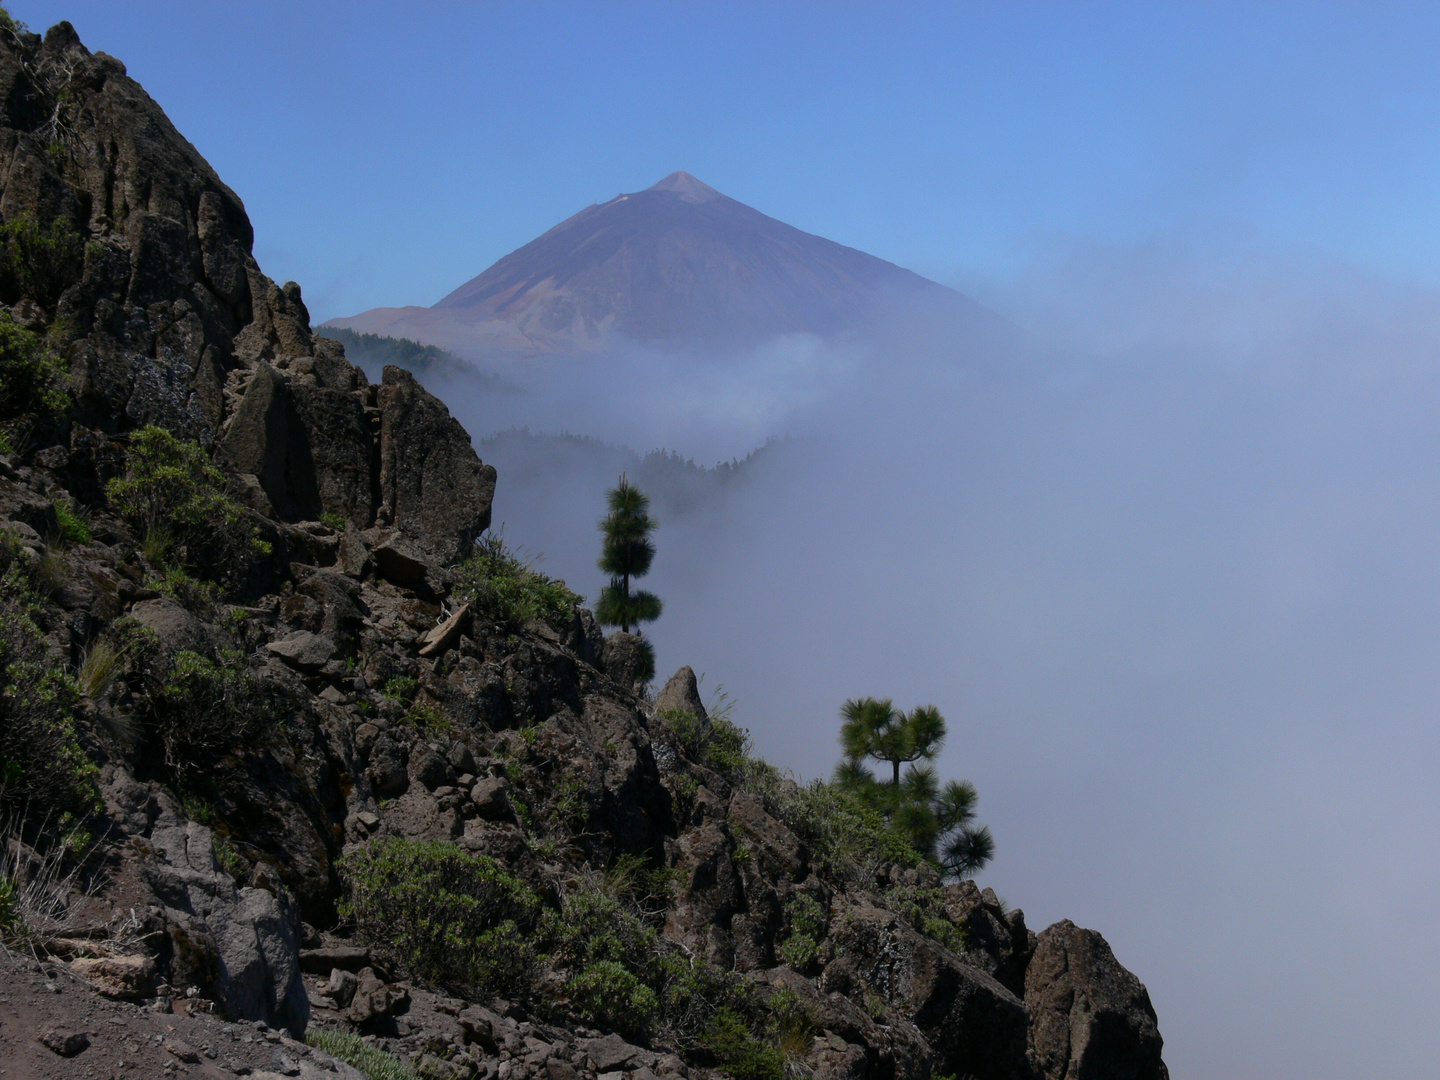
[327, 171, 1004, 357]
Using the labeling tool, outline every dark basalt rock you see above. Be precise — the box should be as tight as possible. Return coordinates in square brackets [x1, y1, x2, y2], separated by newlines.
[1025, 919, 1169, 1080]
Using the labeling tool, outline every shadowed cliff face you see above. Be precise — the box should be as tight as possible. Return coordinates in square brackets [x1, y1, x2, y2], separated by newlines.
[328, 171, 1008, 357]
[0, 19, 494, 564]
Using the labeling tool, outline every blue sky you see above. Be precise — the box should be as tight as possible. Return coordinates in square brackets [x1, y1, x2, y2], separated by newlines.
[15, 1, 1440, 322]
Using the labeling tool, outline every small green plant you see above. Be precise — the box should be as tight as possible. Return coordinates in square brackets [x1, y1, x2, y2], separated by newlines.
[305, 1029, 420, 1080]
[400, 699, 454, 738]
[454, 532, 581, 629]
[320, 510, 346, 532]
[702, 1007, 786, 1080]
[767, 986, 815, 1060]
[339, 839, 539, 993]
[48, 494, 90, 545]
[379, 676, 419, 703]
[150, 566, 219, 611]
[0, 312, 68, 421]
[0, 214, 86, 311]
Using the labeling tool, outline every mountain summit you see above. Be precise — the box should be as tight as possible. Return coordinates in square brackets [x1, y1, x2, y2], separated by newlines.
[328, 172, 995, 356]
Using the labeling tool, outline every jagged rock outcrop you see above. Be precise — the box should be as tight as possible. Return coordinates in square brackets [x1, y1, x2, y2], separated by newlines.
[0, 18, 1168, 1080]
[1025, 920, 1169, 1080]
[0, 20, 493, 561]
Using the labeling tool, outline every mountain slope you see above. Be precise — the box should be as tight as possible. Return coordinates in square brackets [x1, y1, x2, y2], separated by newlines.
[328, 171, 1000, 356]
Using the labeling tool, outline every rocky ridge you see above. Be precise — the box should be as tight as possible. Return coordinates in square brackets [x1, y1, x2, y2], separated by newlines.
[0, 19, 1168, 1080]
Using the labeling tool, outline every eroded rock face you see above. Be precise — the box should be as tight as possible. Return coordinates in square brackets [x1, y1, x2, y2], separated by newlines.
[377, 366, 496, 567]
[0, 23, 494, 563]
[138, 808, 308, 1035]
[1025, 919, 1169, 1080]
[829, 901, 1032, 1080]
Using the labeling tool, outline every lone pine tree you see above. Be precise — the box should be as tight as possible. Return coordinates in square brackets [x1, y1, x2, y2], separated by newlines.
[596, 476, 662, 634]
[835, 696, 995, 877]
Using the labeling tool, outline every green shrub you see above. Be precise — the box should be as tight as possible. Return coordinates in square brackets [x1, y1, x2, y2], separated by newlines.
[776, 893, 826, 969]
[563, 960, 660, 1039]
[883, 882, 966, 953]
[106, 425, 235, 541]
[0, 312, 68, 420]
[739, 766, 920, 883]
[149, 649, 277, 779]
[767, 986, 815, 1060]
[702, 1007, 786, 1080]
[106, 425, 269, 593]
[539, 888, 659, 974]
[150, 566, 219, 612]
[339, 839, 539, 993]
[0, 214, 86, 310]
[0, 558, 97, 813]
[48, 493, 90, 545]
[454, 533, 581, 629]
[305, 1029, 419, 1080]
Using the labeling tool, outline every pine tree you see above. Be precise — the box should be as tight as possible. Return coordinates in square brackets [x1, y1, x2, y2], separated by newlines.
[595, 475, 662, 634]
[835, 697, 994, 877]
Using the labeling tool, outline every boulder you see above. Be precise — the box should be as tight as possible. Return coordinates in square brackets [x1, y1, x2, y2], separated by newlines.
[654, 665, 707, 721]
[142, 816, 309, 1035]
[376, 365, 496, 567]
[470, 776, 515, 821]
[265, 630, 336, 671]
[69, 954, 157, 999]
[1025, 920, 1169, 1080]
[602, 631, 652, 689]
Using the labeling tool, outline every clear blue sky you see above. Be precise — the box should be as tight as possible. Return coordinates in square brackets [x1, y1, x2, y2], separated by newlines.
[13, 1, 1440, 323]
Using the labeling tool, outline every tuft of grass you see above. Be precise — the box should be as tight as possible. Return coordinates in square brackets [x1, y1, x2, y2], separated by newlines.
[305, 1029, 420, 1080]
[76, 638, 122, 700]
[48, 494, 90, 545]
[0, 812, 100, 945]
[454, 532, 581, 629]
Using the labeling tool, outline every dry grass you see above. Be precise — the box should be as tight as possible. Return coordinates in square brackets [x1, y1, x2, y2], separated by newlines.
[0, 812, 100, 948]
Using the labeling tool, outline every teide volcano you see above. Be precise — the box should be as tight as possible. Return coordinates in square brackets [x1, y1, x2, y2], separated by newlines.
[327, 171, 1004, 358]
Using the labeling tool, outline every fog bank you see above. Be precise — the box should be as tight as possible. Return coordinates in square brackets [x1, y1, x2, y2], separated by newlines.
[415, 239, 1440, 1080]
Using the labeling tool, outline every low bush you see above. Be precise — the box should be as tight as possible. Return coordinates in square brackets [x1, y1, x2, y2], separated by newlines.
[702, 1007, 787, 1080]
[882, 881, 966, 953]
[147, 649, 278, 780]
[0, 548, 97, 814]
[777, 892, 828, 973]
[339, 839, 539, 994]
[740, 765, 920, 884]
[48, 492, 90, 545]
[563, 960, 660, 1039]
[106, 425, 270, 594]
[0, 214, 86, 311]
[454, 533, 581, 629]
[0, 312, 68, 421]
